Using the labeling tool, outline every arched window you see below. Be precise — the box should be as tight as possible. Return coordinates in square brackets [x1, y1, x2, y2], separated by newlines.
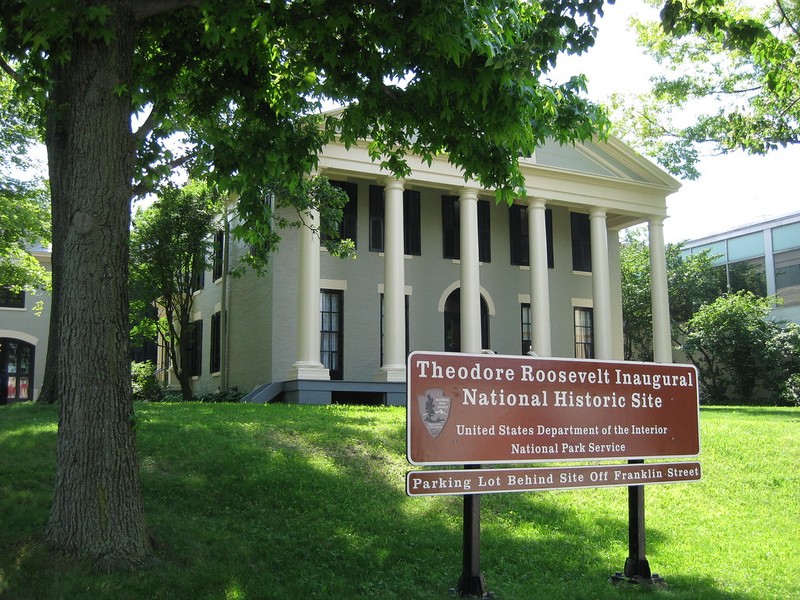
[443, 289, 489, 352]
[0, 338, 35, 404]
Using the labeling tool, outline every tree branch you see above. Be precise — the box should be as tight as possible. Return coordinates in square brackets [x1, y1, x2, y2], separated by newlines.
[0, 55, 23, 86]
[135, 103, 161, 143]
[133, 152, 197, 197]
[132, 0, 201, 21]
[775, 1, 800, 42]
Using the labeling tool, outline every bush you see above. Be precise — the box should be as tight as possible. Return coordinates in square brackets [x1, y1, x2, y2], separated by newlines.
[131, 361, 164, 402]
[682, 292, 800, 404]
[196, 388, 244, 403]
[781, 373, 800, 407]
[156, 388, 244, 403]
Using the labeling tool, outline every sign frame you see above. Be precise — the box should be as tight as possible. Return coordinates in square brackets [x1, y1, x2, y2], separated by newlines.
[407, 351, 700, 467]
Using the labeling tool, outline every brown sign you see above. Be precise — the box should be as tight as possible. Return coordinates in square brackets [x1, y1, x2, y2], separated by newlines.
[407, 352, 700, 466]
[406, 462, 702, 496]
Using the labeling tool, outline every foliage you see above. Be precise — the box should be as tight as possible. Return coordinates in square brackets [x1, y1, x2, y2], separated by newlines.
[682, 291, 799, 404]
[781, 373, 800, 406]
[130, 180, 222, 402]
[611, 0, 800, 179]
[130, 361, 164, 403]
[157, 387, 243, 403]
[0, 72, 49, 290]
[619, 229, 724, 361]
[1, 402, 798, 599]
[0, 0, 616, 568]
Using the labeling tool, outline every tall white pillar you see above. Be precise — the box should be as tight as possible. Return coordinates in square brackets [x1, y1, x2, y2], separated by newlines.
[527, 198, 551, 356]
[459, 188, 482, 354]
[649, 216, 672, 363]
[289, 208, 329, 380]
[590, 207, 613, 359]
[379, 178, 406, 381]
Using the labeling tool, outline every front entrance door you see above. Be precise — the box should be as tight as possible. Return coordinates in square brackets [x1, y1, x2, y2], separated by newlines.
[0, 339, 35, 404]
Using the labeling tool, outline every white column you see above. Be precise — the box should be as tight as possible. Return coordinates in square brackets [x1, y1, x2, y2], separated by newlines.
[527, 198, 551, 356]
[289, 208, 329, 380]
[379, 178, 406, 381]
[459, 188, 482, 354]
[649, 216, 672, 363]
[590, 207, 613, 359]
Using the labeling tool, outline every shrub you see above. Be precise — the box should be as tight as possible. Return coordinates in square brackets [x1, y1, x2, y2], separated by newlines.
[780, 373, 800, 407]
[131, 361, 164, 402]
[196, 388, 244, 403]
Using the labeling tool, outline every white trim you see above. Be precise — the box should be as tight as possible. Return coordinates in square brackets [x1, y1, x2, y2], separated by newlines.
[320, 278, 347, 290]
[571, 298, 594, 308]
[377, 284, 413, 295]
[437, 281, 497, 316]
[0, 330, 39, 345]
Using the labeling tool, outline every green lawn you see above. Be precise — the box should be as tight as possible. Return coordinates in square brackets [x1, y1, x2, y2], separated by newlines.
[1, 402, 797, 599]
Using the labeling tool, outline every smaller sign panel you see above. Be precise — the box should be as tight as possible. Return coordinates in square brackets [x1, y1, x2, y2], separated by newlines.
[407, 352, 700, 466]
[406, 462, 702, 496]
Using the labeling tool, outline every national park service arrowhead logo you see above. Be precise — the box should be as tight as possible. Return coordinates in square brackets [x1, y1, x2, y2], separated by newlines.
[417, 388, 451, 438]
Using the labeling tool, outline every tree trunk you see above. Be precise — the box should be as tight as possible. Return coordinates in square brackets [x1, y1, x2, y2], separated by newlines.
[43, 3, 151, 568]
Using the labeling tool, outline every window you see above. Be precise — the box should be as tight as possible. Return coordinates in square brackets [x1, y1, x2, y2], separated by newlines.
[521, 303, 532, 355]
[443, 289, 490, 352]
[728, 258, 767, 296]
[442, 196, 490, 262]
[191, 255, 205, 292]
[369, 186, 422, 255]
[324, 181, 358, 247]
[574, 307, 594, 358]
[186, 319, 203, 377]
[369, 186, 384, 252]
[509, 205, 554, 268]
[210, 311, 221, 374]
[0, 287, 24, 309]
[320, 290, 344, 380]
[404, 191, 421, 255]
[212, 230, 224, 281]
[380, 293, 410, 366]
[519, 302, 533, 354]
[0, 338, 34, 404]
[775, 249, 800, 306]
[571, 212, 592, 272]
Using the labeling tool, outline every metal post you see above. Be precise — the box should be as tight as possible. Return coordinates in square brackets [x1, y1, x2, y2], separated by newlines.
[457, 465, 488, 598]
[612, 459, 663, 585]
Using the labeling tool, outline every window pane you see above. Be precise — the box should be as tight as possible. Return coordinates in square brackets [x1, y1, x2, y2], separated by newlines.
[521, 303, 532, 354]
[574, 307, 594, 359]
[369, 185, 384, 252]
[570, 213, 591, 272]
[442, 196, 459, 259]
[727, 232, 764, 262]
[775, 249, 800, 306]
[773, 221, 800, 252]
[509, 204, 529, 266]
[404, 190, 421, 255]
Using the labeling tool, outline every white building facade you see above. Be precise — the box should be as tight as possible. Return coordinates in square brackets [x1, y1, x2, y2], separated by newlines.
[179, 136, 680, 404]
[0, 248, 51, 404]
[682, 211, 800, 325]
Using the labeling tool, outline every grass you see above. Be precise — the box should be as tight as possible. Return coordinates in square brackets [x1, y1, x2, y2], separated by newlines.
[0, 402, 798, 600]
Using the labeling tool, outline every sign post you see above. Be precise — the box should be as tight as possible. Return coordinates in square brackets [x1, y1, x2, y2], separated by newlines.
[406, 351, 700, 591]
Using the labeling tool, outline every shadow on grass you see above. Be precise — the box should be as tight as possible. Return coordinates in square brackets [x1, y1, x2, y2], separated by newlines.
[700, 406, 799, 419]
[0, 402, 776, 600]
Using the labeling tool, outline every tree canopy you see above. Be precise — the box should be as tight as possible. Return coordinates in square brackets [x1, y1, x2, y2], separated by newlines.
[620, 230, 724, 361]
[610, 0, 800, 179]
[129, 181, 222, 401]
[0, 72, 49, 290]
[0, 0, 615, 568]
